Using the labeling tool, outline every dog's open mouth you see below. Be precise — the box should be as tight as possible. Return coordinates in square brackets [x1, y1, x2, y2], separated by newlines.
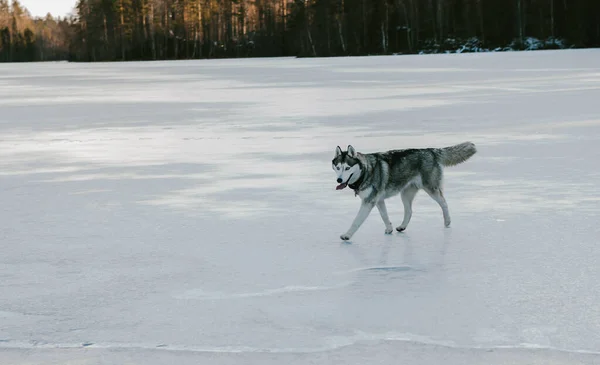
[336, 174, 353, 190]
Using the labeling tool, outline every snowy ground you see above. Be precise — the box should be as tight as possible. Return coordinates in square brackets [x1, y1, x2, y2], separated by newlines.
[1, 49, 600, 364]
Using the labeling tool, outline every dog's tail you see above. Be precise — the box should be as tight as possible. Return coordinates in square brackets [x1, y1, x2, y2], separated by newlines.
[439, 142, 477, 167]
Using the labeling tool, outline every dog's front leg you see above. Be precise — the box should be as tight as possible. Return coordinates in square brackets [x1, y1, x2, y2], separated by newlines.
[341, 201, 375, 241]
[376, 200, 394, 234]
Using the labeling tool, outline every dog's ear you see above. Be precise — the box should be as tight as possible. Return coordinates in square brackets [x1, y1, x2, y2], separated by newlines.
[335, 146, 342, 157]
[347, 145, 356, 158]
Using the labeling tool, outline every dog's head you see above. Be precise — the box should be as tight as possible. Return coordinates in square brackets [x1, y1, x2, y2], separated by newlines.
[332, 145, 362, 190]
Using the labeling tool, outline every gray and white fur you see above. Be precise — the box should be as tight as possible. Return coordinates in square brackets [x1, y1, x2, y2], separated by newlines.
[332, 142, 477, 241]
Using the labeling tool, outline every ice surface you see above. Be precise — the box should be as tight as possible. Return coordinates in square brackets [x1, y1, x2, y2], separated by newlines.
[1, 49, 600, 364]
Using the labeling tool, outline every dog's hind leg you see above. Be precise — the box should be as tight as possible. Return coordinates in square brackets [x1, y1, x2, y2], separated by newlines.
[425, 187, 451, 227]
[396, 185, 418, 232]
[341, 201, 375, 241]
[376, 200, 394, 234]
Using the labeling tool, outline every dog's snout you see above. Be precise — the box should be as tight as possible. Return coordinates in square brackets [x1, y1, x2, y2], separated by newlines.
[337, 178, 343, 183]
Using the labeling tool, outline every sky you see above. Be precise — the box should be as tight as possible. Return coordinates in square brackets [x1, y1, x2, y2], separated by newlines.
[20, 0, 76, 18]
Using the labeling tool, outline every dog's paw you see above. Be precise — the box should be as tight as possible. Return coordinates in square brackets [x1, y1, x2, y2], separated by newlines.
[444, 220, 451, 227]
[396, 226, 406, 232]
[340, 234, 351, 241]
[385, 227, 394, 234]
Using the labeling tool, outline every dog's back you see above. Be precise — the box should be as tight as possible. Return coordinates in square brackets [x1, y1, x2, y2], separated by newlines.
[362, 142, 476, 197]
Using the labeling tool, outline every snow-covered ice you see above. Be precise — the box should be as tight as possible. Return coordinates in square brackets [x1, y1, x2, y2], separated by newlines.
[1, 49, 600, 364]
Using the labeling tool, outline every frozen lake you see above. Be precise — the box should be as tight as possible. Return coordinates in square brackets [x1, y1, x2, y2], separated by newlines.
[1, 49, 600, 364]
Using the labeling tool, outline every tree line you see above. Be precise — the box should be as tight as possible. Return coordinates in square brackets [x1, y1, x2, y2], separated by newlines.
[0, 0, 71, 61]
[1, 0, 599, 62]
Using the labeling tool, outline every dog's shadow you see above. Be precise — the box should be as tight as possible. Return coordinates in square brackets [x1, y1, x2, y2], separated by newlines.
[339, 229, 450, 276]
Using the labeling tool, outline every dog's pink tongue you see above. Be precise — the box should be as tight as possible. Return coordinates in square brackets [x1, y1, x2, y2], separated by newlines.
[336, 183, 347, 190]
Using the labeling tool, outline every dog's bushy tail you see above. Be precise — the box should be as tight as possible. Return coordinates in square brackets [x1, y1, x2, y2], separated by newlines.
[439, 142, 477, 167]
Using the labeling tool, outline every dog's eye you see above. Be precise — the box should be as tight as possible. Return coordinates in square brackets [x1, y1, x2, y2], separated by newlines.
[345, 167, 350, 171]
[336, 167, 340, 170]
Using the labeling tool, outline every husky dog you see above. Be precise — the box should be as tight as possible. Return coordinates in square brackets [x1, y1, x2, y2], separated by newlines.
[332, 142, 476, 241]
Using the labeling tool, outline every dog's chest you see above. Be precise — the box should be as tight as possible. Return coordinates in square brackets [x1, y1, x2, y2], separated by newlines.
[356, 186, 374, 200]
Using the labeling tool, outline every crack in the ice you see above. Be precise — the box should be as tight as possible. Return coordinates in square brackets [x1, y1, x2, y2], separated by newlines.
[0, 339, 599, 356]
